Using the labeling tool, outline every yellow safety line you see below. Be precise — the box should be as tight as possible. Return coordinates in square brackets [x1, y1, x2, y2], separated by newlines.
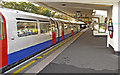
[36, 56, 43, 59]
[42, 33, 79, 56]
[12, 32, 80, 74]
[11, 60, 36, 75]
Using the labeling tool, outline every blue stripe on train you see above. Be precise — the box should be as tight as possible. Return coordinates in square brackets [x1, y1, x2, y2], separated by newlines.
[8, 39, 52, 65]
[57, 36, 62, 41]
[7, 33, 72, 65]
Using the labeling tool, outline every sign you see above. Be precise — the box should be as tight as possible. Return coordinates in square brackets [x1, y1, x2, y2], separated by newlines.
[108, 26, 113, 31]
[76, 11, 81, 18]
[109, 19, 113, 38]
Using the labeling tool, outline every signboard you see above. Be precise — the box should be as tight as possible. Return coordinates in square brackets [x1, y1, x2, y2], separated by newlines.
[109, 19, 113, 38]
[76, 11, 81, 18]
[108, 26, 113, 32]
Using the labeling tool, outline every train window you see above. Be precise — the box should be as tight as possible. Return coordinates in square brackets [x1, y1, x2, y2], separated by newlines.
[0, 15, 5, 40]
[68, 25, 71, 28]
[40, 22, 51, 34]
[50, 20, 57, 32]
[17, 22, 38, 37]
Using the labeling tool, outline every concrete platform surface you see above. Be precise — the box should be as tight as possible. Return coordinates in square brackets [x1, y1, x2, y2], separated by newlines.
[40, 29, 118, 73]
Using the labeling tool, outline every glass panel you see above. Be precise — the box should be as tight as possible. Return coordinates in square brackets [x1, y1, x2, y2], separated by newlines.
[40, 22, 51, 34]
[50, 20, 57, 32]
[98, 23, 106, 33]
[17, 22, 38, 37]
[0, 15, 5, 40]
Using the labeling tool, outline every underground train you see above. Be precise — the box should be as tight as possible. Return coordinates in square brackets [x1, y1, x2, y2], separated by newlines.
[0, 8, 85, 69]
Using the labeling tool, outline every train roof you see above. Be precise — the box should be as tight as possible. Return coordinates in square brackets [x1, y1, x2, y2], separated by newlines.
[52, 18, 70, 23]
[76, 22, 85, 24]
[0, 7, 49, 20]
[0, 7, 85, 24]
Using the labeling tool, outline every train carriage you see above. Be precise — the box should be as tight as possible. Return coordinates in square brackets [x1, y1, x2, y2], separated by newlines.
[0, 8, 85, 69]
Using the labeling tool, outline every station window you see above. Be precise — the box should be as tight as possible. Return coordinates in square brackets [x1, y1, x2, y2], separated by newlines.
[17, 22, 38, 37]
[40, 22, 51, 34]
[0, 15, 5, 40]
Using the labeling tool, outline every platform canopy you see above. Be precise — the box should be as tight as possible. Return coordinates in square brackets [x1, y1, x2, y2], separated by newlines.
[26, 0, 115, 20]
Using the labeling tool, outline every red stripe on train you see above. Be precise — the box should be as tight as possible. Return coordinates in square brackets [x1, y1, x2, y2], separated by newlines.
[52, 31, 56, 44]
[0, 12, 8, 68]
[71, 30, 74, 35]
[62, 30, 64, 40]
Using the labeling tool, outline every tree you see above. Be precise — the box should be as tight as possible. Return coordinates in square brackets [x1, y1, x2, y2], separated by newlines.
[41, 9, 51, 17]
[51, 11, 56, 17]
[0, 2, 39, 14]
[0, 1, 72, 20]
[38, 6, 52, 17]
[54, 14, 61, 19]
[0, 1, 19, 9]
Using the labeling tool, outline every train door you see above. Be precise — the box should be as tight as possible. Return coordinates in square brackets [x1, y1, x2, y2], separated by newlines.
[55, 20, 60, 42]
[50, 19, 56, 44]
[60, 21, 64, 40]
[77, 24, 78, 32]
[0, 13, 7, 68]
[73, 24, 75, 33]
[78, 24, 80, 32]
[56, 20, 63, 41]
[71, 23, 74, 35]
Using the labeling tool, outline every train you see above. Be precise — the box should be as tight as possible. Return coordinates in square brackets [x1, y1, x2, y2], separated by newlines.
[0, 8, 86, 69]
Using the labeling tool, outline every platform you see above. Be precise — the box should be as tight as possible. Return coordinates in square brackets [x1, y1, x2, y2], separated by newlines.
[39, 29, 118, 73]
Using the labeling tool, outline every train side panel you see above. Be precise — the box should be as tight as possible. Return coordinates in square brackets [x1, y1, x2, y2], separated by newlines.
[0, 8, 85, 67]
[3, 10, 52, 65]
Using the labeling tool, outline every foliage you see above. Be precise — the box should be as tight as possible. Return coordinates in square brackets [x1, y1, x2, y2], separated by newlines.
[0, 2, 39, 14]
[41, 10, 51, 17]
[0, 1, 55, 17]
[38, 6, 52, 17]
[54, 14, 61, 19]
[54, 14, 72, 21]
[51, 12, 56, 17]
[0, 1, 72, 20]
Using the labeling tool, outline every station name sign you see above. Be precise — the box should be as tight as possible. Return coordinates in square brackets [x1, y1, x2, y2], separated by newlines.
[108, 26, 113, 31]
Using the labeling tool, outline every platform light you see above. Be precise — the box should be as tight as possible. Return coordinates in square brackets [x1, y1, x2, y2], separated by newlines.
[93, 10, 96, 13]
[92, 13, 95, 15]
[92, 10, 96, 16]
